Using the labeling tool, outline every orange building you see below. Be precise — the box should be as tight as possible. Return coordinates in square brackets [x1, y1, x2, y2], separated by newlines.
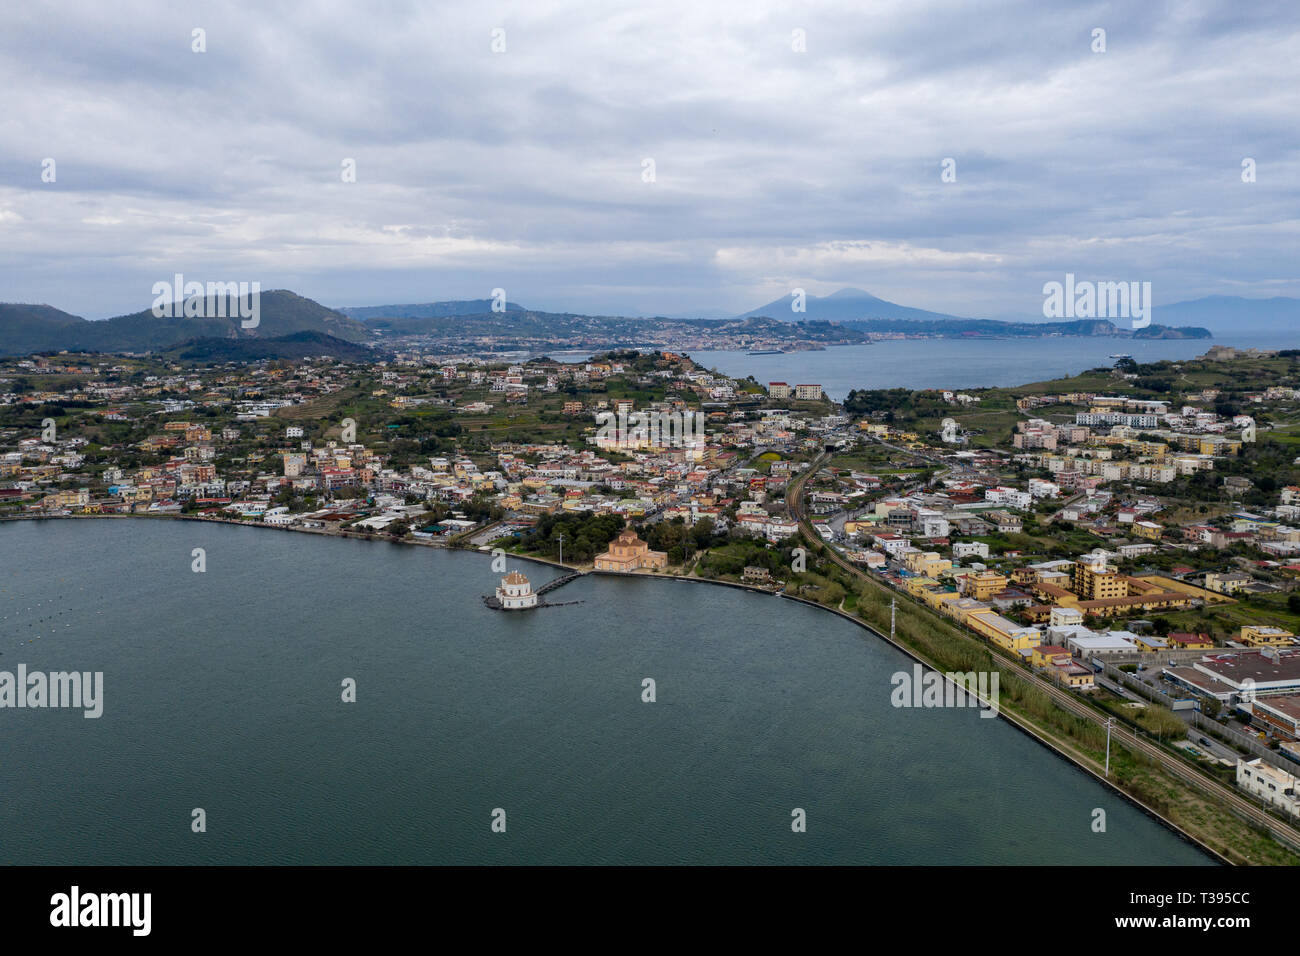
[594, 527, 668, 572]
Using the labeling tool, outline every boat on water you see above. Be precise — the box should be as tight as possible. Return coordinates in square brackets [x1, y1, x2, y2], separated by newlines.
[747, 349, 784, 355]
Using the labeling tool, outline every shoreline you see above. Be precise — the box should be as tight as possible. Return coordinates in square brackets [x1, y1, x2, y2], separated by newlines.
[2, 510, 1225, 864]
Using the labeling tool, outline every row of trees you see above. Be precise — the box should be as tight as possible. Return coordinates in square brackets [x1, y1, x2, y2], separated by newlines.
[519, 511, 627, 563]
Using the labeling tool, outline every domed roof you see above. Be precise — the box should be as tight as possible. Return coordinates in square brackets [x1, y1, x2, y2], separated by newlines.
[503, 571, 530, 585]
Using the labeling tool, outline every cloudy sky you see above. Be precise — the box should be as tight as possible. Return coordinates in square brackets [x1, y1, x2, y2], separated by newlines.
[1, 0, 1297, 320]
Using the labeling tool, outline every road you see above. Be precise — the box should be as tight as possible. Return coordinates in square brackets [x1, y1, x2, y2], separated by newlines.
[787, 451, 1300, 859]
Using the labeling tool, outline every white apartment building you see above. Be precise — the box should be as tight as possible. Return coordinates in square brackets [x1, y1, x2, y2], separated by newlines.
[1027, 478, 1060, 498]
[1237, 759, 1300, 818]
[1049, 606, 1085, 628]
[917, 511, 949, 538]
[953, 541, 989, 560]
[985, 486, 1032, 509]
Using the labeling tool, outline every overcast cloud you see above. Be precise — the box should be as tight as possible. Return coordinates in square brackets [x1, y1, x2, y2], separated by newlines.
[1, 0, 1297, 319]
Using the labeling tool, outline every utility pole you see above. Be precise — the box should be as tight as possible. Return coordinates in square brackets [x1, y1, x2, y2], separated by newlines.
[890, 597, 896, 642]
[557, 533, 564, 567]
[1105, 717, 1116, 777]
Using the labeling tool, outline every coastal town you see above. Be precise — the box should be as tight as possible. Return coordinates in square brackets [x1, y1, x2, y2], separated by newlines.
[5, 343, 1300, 861]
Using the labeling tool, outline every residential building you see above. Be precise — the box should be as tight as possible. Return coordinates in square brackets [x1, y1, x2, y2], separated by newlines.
[1072, 561, 1127, 601]
[1236, 759, 1300, 818]
[1239, 625, 1296, 648]
[1205, 571, 1252, 594]
[794, 384, 823, 401]
[958, 570, 1009, 601]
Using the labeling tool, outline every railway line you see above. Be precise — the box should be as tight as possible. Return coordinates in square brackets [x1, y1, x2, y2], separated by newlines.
[788, 452, 1300, 859]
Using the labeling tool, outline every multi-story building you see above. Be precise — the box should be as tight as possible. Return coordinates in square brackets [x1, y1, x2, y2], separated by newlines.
[1076, 411, 1162, 428]
[1239, 625, 1296, 648]
[952, 541, 989, 560]
[958, 570, 1008, 602]
[1236, 759, 1300, 818]
[966, 609, 1042, 654]
[1072, 561, 1127, 601]
[904, 551, 951, 578]
[1049, 606, 1085, 628]
[1205, 571, 1252, 594]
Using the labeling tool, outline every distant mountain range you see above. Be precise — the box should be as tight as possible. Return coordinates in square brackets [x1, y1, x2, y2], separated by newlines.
[0, 291, 371, 357]
[13, 286, 1300, 358]
[339, 298, 526, 320]
[732, 286, 1300, 338]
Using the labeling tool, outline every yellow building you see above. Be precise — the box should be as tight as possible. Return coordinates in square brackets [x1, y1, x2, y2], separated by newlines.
[1204, 572, 1250, 595]
[594, 527, 668, 572]
[1127, 440, 1168, 458]
[1031, 644, 1072, 669]
[958, 570, 1008, 602]
[43, 488, 90, 509]
[1238, 625, 1296, 648]
[938, 595, 988, 622]
[919, 587, 957, 611]
[905, 576, 942, 598]
[1199, 436, 1242, 456]
[966, 609, 1042, 653]
[904, 551, 951, 578]
[1072, 561, 1127, 601]
[1055, 663, 1096, 689]
[1167, 631, 1214, 650]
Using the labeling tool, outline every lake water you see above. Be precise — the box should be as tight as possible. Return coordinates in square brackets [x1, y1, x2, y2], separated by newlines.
[0, 519, 1211, 864]
[689, 333, 1299, 401]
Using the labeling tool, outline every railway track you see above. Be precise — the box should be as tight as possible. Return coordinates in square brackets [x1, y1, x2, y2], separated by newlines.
[788, 452, 1300, 858]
